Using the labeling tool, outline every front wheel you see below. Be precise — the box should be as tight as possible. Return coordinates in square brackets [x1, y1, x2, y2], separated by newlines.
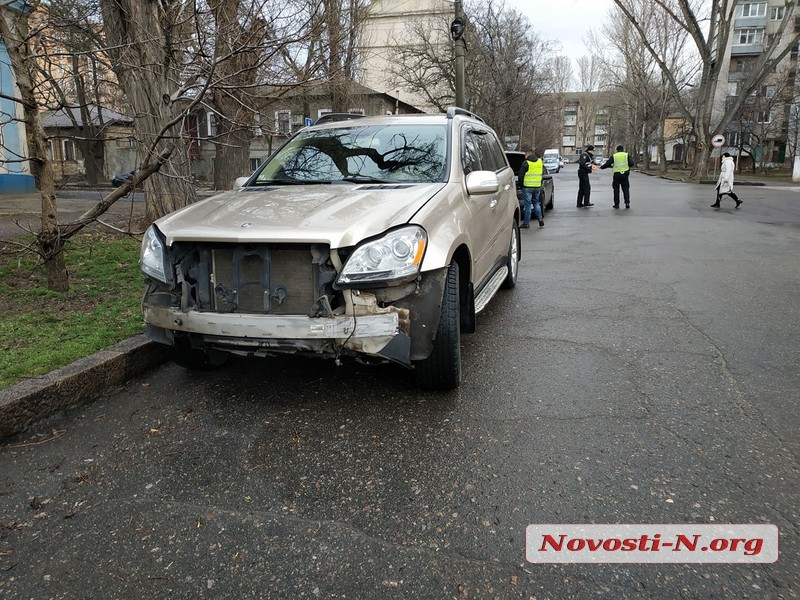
[413, 261, 461, 390]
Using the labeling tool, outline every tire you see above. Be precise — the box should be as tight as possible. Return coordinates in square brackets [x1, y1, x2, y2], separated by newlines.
[413, 261, 461, 391]
[501, 220, 519, 290]
[546, 188, 554, 211]
[171, 346, 230, 370]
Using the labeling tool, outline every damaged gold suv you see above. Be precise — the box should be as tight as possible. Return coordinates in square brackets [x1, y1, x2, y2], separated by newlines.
[140, 108, 521, 390]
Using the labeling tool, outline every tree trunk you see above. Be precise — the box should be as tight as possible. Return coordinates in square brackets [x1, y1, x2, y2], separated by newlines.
[100, 0, 196, 221]
[0, 5, 69, 292]
[210, 0, 261, 191]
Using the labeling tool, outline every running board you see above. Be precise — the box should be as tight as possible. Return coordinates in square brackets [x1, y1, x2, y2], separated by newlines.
[474, 266, 507, 314]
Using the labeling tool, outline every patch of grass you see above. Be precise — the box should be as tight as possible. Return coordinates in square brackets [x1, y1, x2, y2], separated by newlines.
[0, 231, 144, 390]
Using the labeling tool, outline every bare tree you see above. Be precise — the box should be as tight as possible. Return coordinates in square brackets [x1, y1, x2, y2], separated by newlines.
[99, 0, 202, 222]
[28, 0, 126, 185]
[612, 0, 800, 179]
[387, 0, 556, 146]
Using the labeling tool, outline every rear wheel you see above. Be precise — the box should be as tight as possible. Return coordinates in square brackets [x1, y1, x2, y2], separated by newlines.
[546, 188, 554, 211]
[501, 221, 519, 290]
[413, 261, 461, 390]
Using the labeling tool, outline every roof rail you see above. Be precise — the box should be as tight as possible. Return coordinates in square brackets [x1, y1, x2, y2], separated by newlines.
[312, 113, 366, 125]
[446, 107, 484, 123]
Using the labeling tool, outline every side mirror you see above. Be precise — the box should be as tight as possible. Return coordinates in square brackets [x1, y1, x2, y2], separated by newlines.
[465, 170, 500, 195]
[233, 176, 249, 189]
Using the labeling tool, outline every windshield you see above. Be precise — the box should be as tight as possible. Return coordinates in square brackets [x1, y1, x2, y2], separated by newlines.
[254, 124, 448, 185]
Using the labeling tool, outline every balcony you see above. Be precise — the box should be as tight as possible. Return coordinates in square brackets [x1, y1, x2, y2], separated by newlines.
[731, 43, 764, 56]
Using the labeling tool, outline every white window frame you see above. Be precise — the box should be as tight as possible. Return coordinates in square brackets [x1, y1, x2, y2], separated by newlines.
[206, 111, 217, 137]
[62, 138, 76, 161]
[728, 82, 738, 96]
[739, 2, 766, 17]
[735, 28, 764, 45]
[757, 110, 772, 123]
[770, 5, 785, 20]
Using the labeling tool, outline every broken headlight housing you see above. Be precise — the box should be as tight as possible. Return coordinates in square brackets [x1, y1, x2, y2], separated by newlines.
[140, 224, 173, 285]
[336, 225, 427, 286]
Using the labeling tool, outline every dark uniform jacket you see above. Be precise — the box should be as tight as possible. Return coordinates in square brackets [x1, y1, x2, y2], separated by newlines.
[578, 152, 594, 174]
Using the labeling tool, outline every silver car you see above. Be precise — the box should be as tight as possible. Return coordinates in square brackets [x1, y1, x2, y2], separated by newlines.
[140, 108, 521, 390]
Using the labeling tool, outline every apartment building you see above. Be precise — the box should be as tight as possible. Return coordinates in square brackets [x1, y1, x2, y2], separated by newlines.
[358, 0, 451, 113]
[715, 0, 798, 168]
[553, 92, 616, 161]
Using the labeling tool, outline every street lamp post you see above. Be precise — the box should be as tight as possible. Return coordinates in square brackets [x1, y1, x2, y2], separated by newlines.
[450, 1, 466, 108]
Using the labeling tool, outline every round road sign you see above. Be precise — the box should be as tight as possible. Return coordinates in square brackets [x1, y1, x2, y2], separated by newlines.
[712, 134, 725, 148]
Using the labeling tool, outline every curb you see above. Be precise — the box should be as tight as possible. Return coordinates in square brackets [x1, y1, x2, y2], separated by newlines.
[0, 335, 170, 440]
[636, 170, 765, 186]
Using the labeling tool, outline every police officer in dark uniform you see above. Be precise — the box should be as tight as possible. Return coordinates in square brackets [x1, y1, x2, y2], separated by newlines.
[577, 144, 595, 208]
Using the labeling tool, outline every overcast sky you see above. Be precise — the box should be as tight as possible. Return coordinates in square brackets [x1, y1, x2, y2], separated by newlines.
[504, 0, 616, 66]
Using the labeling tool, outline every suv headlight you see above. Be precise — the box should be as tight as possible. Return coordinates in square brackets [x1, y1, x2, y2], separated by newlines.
[140, 225, 172, 284]
[337, 226, 427, 286]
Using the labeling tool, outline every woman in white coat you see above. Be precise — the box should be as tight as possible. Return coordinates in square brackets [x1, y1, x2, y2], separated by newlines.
[712, 152, 742, 208]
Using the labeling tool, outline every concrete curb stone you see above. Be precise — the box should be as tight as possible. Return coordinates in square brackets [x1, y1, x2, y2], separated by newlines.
[0, 335, 170, 440]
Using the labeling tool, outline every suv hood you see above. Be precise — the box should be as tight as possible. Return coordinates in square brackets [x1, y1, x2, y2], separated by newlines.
[156, 182, 446, 248]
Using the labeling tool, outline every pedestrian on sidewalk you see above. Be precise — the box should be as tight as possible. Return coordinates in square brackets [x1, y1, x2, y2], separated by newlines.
[577, 144, 595, 207]
[518, 148, 545, 228]
[712, 152, 742, 209]
[600, 144, 635, 209]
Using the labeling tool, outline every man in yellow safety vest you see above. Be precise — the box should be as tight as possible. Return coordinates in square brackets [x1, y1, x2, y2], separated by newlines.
[518, 149, 545, 228]
[600, 144, 636, 208]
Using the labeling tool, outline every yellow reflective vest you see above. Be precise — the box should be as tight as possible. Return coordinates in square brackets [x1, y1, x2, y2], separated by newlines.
[523, 159, 543, 187]
[612, 152, 630, 174]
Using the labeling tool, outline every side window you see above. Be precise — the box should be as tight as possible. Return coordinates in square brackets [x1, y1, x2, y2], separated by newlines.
[478, 130, 506, 172]
[462, 127, 506, 173]
[462, 130, 482, 175]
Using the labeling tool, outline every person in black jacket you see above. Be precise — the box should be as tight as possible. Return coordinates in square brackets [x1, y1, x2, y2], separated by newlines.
[577, 145, 595, 207]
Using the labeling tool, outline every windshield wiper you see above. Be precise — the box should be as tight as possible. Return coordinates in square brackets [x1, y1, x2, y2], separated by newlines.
[251, 179, 332, 185]
[340, 175, 392, 184]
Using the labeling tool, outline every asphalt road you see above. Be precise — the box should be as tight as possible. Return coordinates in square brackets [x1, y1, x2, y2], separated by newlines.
[1, 170, 799, 599]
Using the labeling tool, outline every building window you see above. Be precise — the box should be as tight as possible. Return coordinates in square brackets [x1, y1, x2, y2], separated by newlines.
[735, 28, 764, 44]
[761, 84, 775, 97]
[206, 112, 217, 137]
[739, 3, 766, 17]
[347, 108, 365, 115]
[249, 157, 261, 172]
[729, 82, 738, 96]
[564, 106, 577, 116]
[47, 140, 54, 161]
[729, 132, 752, 147]
[62, 139, 76, 161]
[562, 135, 576, 146]
[770, 5, 785, 19]
[275, 110, 291, 134]
[317, 108, 331, 119]
[594, 134, 607, 144]
[757, 110, 772, 123]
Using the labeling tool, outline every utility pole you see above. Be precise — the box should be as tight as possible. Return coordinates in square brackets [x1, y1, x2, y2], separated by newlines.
[450, 1, 466, 108]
